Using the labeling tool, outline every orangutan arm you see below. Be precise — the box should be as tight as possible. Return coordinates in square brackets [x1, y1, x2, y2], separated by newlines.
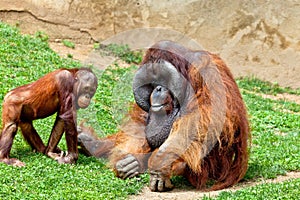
[106, 104, 151, 179]
[109, 124, 152, 179]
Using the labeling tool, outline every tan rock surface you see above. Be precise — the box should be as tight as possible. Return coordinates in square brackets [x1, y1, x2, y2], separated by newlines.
[0, 0, 299, 88]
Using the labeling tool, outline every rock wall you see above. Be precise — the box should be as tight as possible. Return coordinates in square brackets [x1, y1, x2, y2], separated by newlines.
[0, 0, 299, 88]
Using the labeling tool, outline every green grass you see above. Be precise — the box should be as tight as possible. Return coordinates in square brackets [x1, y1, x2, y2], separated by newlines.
[0, 22, 299, 199]
[237, 79, 300, 180]
[0, 22, 146, 200]
[62, 39, 75, 49]
[203, 178, 300, 200]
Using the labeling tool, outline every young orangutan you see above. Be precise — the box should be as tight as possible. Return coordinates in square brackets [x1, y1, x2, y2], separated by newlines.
[0, 68, 98, 167]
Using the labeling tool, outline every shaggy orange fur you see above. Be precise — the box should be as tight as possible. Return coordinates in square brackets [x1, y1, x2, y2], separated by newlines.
[79, 41, 250, 191]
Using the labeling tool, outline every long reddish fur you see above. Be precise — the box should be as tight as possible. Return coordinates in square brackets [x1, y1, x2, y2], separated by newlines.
[88, 42, 250, 190]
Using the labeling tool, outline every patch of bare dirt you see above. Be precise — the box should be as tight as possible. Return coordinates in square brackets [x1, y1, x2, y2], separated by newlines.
[129, 171, 300, 200]
[50, 42, 136, 71]
[243, 89, 300, 105]
[49, 42, 94, 62]
[49, 42, 118, 71]
[261, 93, 300, 105]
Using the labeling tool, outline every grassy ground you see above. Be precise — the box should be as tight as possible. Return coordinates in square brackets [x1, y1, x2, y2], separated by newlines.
[0, 22, 299, 199]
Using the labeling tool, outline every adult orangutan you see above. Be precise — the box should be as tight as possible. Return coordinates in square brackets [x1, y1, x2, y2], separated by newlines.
[78, 40, 250, 192]
[0, 68, 98, 167]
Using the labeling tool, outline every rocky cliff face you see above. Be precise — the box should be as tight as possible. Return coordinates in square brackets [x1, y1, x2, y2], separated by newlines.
[0, 0, 299, 88]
